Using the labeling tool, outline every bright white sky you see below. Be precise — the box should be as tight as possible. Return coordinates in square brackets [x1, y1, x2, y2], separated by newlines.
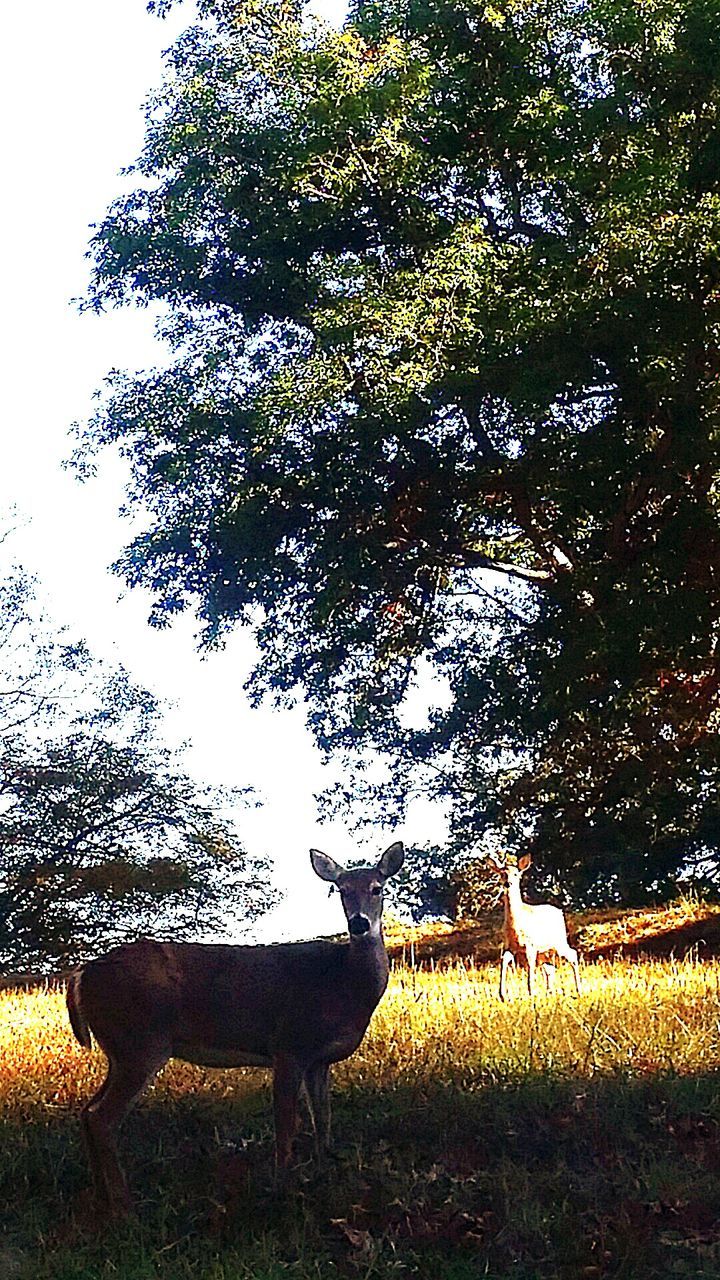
[0, 0, 448, 941]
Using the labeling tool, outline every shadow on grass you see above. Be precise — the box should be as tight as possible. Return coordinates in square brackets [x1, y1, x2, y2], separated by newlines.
[2, 1070, 720, 1279]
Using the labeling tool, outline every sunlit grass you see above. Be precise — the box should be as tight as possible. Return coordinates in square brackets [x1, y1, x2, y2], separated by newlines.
[355, 956, 720, 1086]
[576, 895, 720, 951]
[2, 954, 719, 1119]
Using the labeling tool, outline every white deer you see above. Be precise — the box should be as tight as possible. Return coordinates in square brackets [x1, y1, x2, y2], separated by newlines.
[488, 853, 581, 1000]
[66, 841, 404, 1217]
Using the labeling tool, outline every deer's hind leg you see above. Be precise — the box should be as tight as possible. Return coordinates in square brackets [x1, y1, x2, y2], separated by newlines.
[564, 945, 581, 994]
[82, 1044, 169, 1217]
[525, 947, 538, 998]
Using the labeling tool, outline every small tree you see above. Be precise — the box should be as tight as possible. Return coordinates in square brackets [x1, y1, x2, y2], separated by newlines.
[0, 546, 90, 743]
[0, 534, 273, 970]
[449, 859, 503, 924]
[0, 673, 273, 971]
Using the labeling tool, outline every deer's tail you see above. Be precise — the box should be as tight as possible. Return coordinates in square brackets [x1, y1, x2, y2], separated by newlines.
[66, 969, 92, 1049]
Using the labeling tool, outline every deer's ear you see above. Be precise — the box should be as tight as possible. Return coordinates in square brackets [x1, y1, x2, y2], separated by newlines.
[487, 856, 504, 875]
[518, 854, 532, 872]
[377, 841, 404, 879]
[310, 849, 345, 883]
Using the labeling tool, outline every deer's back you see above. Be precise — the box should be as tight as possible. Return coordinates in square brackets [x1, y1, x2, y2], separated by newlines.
[78, 938, 384, 1069]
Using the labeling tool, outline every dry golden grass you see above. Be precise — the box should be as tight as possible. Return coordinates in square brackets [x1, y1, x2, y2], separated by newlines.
[355, 955, 720, 1086]
[575, 896, 720, 951]
[2, 951, 719, 1120]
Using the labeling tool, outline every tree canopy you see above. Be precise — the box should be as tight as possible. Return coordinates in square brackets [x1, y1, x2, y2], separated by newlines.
[0, 544, 273, 969]
[77, 0, 720, 904]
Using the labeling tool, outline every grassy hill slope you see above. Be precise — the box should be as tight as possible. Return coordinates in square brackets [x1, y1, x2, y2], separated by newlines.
[385, 896, 720, 967]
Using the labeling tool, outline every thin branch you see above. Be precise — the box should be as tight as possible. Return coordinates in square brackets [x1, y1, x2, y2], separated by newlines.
[449, 549, 552, 582]
[450, 582, 535, 626]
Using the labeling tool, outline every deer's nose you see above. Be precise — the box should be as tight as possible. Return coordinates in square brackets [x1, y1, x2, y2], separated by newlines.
[348, 914, 370, 936]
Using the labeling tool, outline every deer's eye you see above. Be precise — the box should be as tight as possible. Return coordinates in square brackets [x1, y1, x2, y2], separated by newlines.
[371, 885, 382, 896]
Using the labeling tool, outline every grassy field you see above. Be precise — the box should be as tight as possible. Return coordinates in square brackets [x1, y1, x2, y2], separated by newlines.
[1, 908, 720, 1278]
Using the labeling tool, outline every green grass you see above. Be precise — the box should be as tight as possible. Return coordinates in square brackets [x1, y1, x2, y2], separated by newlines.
[2, 952, 720, 1278]
[3, 1073, 720, 1278]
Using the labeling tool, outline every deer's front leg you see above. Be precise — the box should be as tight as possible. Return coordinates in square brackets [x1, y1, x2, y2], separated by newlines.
[499, 950, 515, 1001]
[273, 1053, 304, 1170]
[304, 1062, 331, 1157]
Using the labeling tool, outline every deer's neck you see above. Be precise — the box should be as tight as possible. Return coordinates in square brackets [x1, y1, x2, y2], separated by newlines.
[504, 882, 527, 929]
[347, 930, 390, 1009]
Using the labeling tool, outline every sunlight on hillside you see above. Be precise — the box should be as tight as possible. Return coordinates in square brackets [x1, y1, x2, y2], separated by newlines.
[385, 896, 720, 966]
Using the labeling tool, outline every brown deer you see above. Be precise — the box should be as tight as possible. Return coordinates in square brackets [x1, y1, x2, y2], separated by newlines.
[488, 853, 580, 1000]
[66, 841, 404, 1216]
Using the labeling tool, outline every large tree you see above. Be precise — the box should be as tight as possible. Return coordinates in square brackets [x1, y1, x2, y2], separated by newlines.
[77, 0, 720, 903]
